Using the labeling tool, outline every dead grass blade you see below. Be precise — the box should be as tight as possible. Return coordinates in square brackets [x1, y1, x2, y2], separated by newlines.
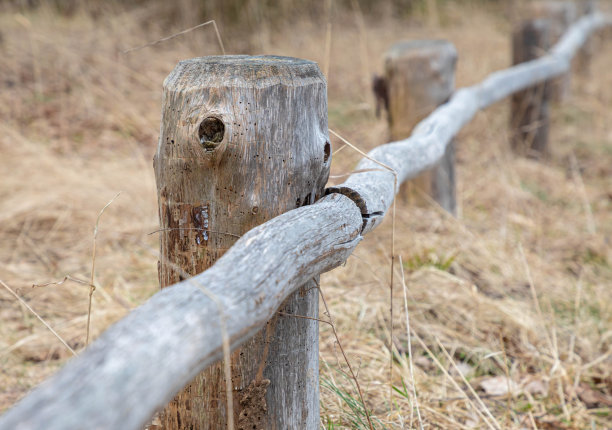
[412, 330, 498, 430]
[0, 279, 76, 357]
[317, 279, 375, 430]
[434, 338, 501, 430]
[87, 192, 121, 346]
[32, 275, 92, 289]
[123, 20, 225, 55]
[398, 256, 424, 430]
[518, 243, 556, 360]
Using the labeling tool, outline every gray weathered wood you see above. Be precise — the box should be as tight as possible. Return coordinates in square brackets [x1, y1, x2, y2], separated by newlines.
[576, 0, 596, 74]
[1, 12, 610, 430]
[0, 194, 362, 430]
[510, 19, 552, 156]
[524, 1, 577, 101]
[154, 55, 330, 429]
[384, 40, 457, 214]
[328, 12, 610, 234]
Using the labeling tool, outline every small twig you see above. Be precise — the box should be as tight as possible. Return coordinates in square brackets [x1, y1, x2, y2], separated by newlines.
[123, 20, 225, 54]
[328, 129, 396, 177]
[87, 192, 121, 346]
[1, 279, 76, 356]
[32, 275, 93, 289]
[332, 143, 348, 156]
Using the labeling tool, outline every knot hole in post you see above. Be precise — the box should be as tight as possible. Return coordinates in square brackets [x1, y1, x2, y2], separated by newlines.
[323, 141, 331, 163]
[198, 117, 225, 150]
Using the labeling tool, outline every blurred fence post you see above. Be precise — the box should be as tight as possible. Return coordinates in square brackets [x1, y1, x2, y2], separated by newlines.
[576, 0, 597, 75]
[154, 55, 329, 429]
[384, 40, 457, 214]
[524, 1, 577, 101]
[510, 19, 552, 157]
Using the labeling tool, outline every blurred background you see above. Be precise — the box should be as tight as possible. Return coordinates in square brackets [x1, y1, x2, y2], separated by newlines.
[0, 0, 610, 428]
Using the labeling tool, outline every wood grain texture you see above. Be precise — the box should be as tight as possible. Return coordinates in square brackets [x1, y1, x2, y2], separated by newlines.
[0, 194, 362, 430]
[384, 40, 457, 213]
[1, 13, 610, 430]
[154, 55, 330, 429]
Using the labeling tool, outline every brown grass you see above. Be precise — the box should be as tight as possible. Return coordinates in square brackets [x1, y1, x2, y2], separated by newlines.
[1, 1, 611, 428]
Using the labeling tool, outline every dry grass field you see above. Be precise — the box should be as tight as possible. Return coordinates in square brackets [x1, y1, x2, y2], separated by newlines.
[1, 1, 611, 428]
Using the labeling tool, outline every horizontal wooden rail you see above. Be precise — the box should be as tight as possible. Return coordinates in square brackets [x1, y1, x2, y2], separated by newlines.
[328, 12, 611, 234]
[1, 11, 610, 430]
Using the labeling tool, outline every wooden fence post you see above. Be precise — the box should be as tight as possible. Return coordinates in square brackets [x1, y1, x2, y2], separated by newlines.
[524, 1, 577, 101]
[154, 56, 330, 429]
[510, 19, 552, 157]
[576, 0, 596, 75]
[384, 40, 457, 214]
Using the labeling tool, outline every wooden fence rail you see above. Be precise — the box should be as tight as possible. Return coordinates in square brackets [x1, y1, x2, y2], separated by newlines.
[0, 10, 610, 430]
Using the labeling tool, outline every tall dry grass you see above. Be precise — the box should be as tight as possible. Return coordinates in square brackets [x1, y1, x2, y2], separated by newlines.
[0, 1, 610, 428]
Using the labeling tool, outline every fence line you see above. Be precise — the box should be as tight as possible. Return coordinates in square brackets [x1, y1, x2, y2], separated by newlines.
[0, 11, 610, 430]
[328, 12, 610, 235]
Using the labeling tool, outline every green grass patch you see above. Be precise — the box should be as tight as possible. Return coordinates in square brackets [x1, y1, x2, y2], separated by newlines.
[403, 249, 456, 272]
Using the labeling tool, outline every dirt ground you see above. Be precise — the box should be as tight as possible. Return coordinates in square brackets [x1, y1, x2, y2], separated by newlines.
[0, 1, 611, 428]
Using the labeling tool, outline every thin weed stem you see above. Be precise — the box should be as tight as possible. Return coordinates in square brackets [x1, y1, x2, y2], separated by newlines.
[398, 256, 424, 430]
[87, 192, 121, 346]
[1, 279, 76, 356]
[123, 20, 225, 55]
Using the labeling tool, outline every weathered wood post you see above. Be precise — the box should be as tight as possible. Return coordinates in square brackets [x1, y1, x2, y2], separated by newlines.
[510, 19, 552, 157]
[576, 0, 596, 75]
[154, 56, 330, 429]
[524, 1, 577, 101]
[384, 40, 457, 214]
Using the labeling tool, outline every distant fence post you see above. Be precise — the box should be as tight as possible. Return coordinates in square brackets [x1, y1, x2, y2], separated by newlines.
[384, 40, 457, 214]
[154, 56, 330, 429]
[510, 19, 552, 157]
[576, 0, 596, 75]
[524, 1, 577, 101]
